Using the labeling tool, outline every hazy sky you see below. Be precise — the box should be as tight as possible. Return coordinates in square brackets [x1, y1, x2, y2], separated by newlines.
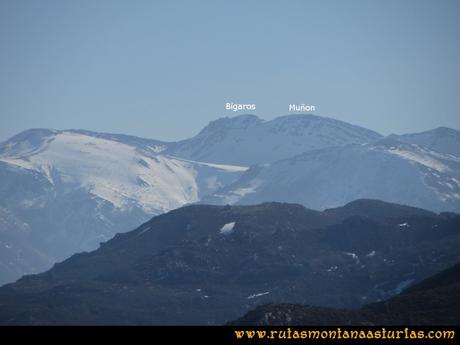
[1, 0, 459, 142]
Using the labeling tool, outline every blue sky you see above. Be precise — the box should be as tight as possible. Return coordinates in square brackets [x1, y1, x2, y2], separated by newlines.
[1, 0, 459, 141]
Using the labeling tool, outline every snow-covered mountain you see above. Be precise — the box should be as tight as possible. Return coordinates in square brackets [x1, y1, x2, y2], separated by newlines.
[0, 129, 246, 285]
[0, 129, 247, 213]
[168, 114, 383, 165]
[203, 138, 460, 212]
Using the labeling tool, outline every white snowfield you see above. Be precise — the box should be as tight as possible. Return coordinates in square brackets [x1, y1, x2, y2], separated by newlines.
[165, 155, 248, 172]
[386, 146, 453, 173]
[0, 131, 247, 214]
[170, 114, 383, 165]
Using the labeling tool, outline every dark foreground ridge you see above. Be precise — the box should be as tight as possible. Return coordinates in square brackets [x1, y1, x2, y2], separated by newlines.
[0, 199, 459, 325]
[232, 262, 460, 325]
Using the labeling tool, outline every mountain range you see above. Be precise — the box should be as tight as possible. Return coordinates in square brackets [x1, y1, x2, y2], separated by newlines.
[0, 128, 245, 285]
[0, 200, 459, 325]
[204, 137, 460, 211]
[0, 114, 459, 286]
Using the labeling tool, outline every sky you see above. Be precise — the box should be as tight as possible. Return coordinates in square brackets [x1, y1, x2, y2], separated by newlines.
[0, 0, 459, 142]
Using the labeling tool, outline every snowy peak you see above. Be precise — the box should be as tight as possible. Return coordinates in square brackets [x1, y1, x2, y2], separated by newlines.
[266, 114, 381, 139]
[65, 129, 170, 154]
[169, 114, 383, 165]
[0, 128, 58, 158]
[0, 130, 245, 214]
[0, 128, 170, 159]
[197, 114, 263, 135]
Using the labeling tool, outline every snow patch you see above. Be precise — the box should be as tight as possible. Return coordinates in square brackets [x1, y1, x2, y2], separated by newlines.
[366, 250, 376, 257]
[387, 148, 451, 173]
[220, 222, 236, 235]
[344, 252, 360, 264]
[218, 179, 263, 204]
[392, 279, 415, 294]
[166, 155, 248, 172]
[247, 291, 270, 299]
[137, 226, 151, 237]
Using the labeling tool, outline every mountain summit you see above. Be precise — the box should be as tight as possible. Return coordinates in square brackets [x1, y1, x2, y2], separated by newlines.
[168, 114, 383, 165]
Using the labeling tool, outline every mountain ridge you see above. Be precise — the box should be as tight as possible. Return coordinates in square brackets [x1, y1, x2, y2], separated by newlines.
[0, 128, 246, 285]
[232, 261, 460, 325]
[0, 200, 459, 325]
[167, 113, 383, 165]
